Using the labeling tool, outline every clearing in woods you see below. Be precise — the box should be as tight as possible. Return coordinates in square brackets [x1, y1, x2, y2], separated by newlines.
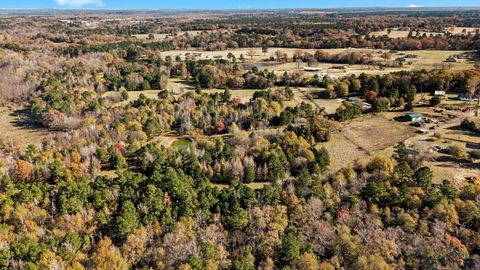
[0, 107, 51, 148]
[321, 114, 417, 171]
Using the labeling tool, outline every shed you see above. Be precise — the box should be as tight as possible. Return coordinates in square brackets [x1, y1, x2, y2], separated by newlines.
[304, 67, 322, 72]
[434, 91, 446, 96]
[405, 113, 423, 122]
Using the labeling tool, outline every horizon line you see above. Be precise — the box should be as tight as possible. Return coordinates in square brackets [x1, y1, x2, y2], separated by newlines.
[1, 6, 480, 10]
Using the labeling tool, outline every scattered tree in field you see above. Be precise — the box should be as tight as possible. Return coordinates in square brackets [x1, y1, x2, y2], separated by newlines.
[449, 144, 468, 159]
[335, 83, 349, 97]
[430, 96, 442, 106]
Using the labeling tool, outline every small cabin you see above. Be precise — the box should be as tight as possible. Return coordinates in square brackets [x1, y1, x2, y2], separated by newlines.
[405, 113, 424, 122]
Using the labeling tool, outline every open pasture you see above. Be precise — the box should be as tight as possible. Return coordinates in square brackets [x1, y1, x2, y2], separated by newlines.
[133, 30, 203, 40]
[160, 48, 475, 79]
[0, 107, 50, 148]
[321, 114, 417, 171]
[269, 50, 474, 76]
[445, 27, 480, 35]
[369, 30, 443, 38]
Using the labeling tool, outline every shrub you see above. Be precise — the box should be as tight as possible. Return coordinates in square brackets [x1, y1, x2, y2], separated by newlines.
[449, 143, 468, 159]
[334, 102, 362, 121]
[433, 132, 443, 140]
[404, 101, 414, 111]
[460, 118, 477, 131]
[430, 96, 442, 106]
[121, 90, 129, 101]
[334, 83, 349, 98]
[373, 97, 391, 112]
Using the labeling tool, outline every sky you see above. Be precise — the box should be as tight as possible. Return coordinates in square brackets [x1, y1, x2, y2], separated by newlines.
[0, 0, 478, 9]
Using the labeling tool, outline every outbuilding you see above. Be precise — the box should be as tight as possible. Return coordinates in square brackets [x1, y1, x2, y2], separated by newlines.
[434, 91, 446, 97]
[304, 66, 322, 72]
[405, 113, 424, 122]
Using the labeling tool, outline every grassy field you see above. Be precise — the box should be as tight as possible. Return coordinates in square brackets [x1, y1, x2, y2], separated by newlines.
[261, 50, 474, 78]
[411, 50, 473, 70]
[415, 131, 480, 184]
[160, 47, 354, 62]
[160, 47, 474, 71]
[0, 106, 50, 148]
[321, 133, 369, 171]
[0, 106, 52, 172]
[321, 114, 417, 171]
[369, 30, 443, 38]
[213, 182, 270, 190]
[388, 104, 480, 184]
[296, 88, 343, 114]
[132, 31, 203, 41]
[445, 27, 480, 35]
[171, 138, 192, 151]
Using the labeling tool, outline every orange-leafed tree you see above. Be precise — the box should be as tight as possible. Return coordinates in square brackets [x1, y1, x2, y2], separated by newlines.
[13, 160, 34, 182]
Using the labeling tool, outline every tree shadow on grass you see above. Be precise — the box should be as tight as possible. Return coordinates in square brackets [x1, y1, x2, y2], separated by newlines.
[435, 155, 480, 170]
[9, 108, 43, 130]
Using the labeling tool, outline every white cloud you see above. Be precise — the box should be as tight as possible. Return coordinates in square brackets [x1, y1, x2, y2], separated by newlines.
[407, 4, 423, 7]
[54, 0, 104, 7]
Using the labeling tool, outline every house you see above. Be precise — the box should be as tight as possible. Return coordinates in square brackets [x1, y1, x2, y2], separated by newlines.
[348, 97, 371, 110]
[304, 66, 322, 72]
[445, 56, 457, 62]
[405, 113, 424, 122]
[185, 52, 204, 58]
[434, 91, 446, 97]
